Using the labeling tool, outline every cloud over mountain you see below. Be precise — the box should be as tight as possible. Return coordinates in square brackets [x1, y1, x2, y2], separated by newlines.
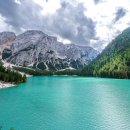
[0, 0, 130, 51]
[114, 7, 127, 23]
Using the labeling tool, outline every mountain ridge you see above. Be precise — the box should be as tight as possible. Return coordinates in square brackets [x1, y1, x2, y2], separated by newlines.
[81, 27, 130, 79]
[1, 30, 98, 70]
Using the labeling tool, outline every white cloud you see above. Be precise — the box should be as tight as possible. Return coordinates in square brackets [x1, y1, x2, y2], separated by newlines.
[33, 0, 61, 15]
[83, 0, 130, 49]
[0, 15, 13, 32]
[40, 0, 130, 50]
[0, 0, 130, 50]
[14, 0, 21, 5]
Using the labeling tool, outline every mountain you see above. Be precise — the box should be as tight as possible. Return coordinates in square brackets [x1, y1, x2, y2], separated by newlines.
[2, 30, 98, 70]
[81, 27, 130, 79]
[0, 32, 27, 84]
[0, 32, 16, 59]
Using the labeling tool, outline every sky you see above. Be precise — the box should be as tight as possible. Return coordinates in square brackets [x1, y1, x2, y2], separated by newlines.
[0, 0, 130, 51]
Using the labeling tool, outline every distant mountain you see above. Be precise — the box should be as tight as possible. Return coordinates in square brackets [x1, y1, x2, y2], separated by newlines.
[2, 30, 98, 70]
[81, 27, 130, 79]
[0, 32, 16, 59]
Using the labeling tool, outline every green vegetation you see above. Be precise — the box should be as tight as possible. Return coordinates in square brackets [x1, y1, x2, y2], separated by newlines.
[13, 66, 53, 76]
[54, 69, 81, 75]
[81, 28, 130, 79]
[0, 62, 26, 83]
[13, 66, 81, 76]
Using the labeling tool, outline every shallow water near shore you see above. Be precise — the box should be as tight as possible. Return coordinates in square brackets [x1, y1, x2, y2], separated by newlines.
[0, 76, 130, 130]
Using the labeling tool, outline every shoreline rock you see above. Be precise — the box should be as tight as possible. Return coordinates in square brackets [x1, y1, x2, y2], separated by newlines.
[0, 81, 15, 89]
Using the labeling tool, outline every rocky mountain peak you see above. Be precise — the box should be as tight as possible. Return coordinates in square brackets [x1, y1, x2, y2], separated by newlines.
[0, 31, 16, 46]
[0, 32, 16, 59]
[2, 30, 99, 70]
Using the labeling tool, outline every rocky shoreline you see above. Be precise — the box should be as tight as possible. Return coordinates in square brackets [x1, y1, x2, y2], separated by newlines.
[0, 81, 15, 89]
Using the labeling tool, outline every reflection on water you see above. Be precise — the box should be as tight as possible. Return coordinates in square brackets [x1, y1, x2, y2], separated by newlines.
[0, 77, 130, 130]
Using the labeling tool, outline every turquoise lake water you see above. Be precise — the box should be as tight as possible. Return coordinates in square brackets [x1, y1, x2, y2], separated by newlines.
[0, 76, 130, 130]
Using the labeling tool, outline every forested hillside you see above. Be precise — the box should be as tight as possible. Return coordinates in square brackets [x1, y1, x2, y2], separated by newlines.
[13, 66, 81, 76]
[81, 28, 130, 79]
[0, 62, 26, 83]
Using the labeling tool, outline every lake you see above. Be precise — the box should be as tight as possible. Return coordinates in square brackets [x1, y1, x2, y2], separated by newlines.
[0, 76, 130, 130]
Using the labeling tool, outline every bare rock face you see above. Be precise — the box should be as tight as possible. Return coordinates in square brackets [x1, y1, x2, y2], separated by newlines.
[0, 32, 16, 46]
[2, 30, 99, 70]
[0, 32, 16, 59]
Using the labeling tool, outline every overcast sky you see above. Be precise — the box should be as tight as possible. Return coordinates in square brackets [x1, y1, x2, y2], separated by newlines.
[0, 0, 130, 51]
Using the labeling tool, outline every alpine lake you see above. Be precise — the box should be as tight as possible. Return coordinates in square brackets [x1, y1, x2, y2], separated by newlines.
[0, 76, 130, 130]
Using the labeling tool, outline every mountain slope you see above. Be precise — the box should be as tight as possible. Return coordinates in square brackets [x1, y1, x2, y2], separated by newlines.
[2, 30, 98, 70]
[81, 27, 130, 79]
[0, 32, 16, 59]
[0, 61, 26, 83]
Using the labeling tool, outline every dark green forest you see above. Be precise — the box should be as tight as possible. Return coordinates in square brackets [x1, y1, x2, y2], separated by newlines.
[81, 28, 130, 79]
[0, 62, 26, 83]
[13, 66, 81, 76]
[13, 66, 53, 76]
[54, 69, 81, 75]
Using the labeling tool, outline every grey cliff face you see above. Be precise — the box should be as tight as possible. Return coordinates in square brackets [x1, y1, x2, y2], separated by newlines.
[0, 32, 16, 59]
[0, 32, 16, 46]
[2, 30, 99, 70]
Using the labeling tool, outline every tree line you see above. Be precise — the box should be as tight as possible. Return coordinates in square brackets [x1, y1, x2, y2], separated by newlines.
[0, 63, 26, 83]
